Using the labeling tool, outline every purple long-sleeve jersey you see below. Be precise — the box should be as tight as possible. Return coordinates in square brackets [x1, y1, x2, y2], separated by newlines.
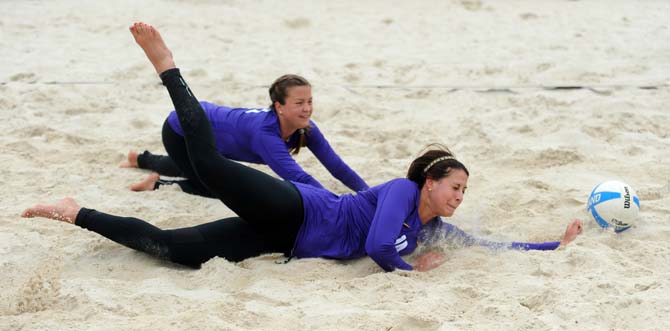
[292, 178, 560, 271]
[167, 101, 368, 192]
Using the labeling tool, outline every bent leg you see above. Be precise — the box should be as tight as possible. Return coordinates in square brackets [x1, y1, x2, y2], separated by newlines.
[135, 119, 196, 177]
[136, 151, 183, 177]
[160, 119, 216, 197]
[132, 23, 304, 253]
[149, 177, 217, 198]
[132, 121, 215, 197]
[160, 68, 303, 250]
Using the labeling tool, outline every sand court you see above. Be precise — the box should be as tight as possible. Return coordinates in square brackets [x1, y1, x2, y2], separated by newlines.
[1, 1, 669, 330]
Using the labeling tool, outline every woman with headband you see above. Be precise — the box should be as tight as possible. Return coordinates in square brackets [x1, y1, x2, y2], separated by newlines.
[21, 22, 583, 272]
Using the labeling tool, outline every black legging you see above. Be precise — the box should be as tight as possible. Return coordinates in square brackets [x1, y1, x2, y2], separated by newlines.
[76, 68, 305, 268]
[136, 120, 215, 198]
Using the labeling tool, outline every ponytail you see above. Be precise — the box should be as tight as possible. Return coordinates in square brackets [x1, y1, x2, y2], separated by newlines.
[289, 128, 309, 155]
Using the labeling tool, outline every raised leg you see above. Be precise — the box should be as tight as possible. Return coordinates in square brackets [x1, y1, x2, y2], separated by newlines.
[129, 22, 175, 75]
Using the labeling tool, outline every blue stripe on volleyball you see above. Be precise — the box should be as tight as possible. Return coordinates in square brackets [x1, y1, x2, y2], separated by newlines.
[590, 205, 632, 232]
[586, 183, 601, 211]
[587, 191, 621, 208]
[633, 196, 640, 208]
[589, 204, 611, 229]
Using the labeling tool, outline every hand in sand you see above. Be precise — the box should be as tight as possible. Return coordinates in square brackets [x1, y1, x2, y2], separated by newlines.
[414, 251, 445, 272]
[21, 197, 82, 224]
[129, 22, 176, 75]
[559, 219, 583, 247]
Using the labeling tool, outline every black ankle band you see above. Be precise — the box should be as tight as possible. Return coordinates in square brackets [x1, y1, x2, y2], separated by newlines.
[159, 68, 184, 87]
[75, 208, 95, 228]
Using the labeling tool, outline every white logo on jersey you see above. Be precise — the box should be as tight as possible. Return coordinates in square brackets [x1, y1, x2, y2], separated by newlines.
[244, 108, 271, 114]
[395, 235, 408, 252]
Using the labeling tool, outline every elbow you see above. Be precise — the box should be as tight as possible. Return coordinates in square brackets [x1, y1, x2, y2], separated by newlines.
[365, 244, 397, 272]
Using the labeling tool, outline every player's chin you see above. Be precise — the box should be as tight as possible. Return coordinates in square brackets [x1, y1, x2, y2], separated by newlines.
[440, 208, 456, 217]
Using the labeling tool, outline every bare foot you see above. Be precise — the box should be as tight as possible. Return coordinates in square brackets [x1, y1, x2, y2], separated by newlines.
[131, 173, 160, 191]
[119, 150, 139, 168]
[21, 197, 81, 224]
[129, 22, 176, 75]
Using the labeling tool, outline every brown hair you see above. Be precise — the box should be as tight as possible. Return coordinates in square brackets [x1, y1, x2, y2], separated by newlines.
[269, 74, 311, 155]
[406, 144, 469, 188]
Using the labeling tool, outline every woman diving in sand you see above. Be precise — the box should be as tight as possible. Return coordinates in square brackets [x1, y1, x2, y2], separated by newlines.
[22, 22, 583, 272]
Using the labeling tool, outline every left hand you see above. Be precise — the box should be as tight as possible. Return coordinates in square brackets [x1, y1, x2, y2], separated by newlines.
[414, 251, 445, 272]
[560, 219, 583, 247]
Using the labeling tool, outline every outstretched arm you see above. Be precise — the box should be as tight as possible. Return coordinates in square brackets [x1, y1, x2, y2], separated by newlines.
[255, 133, 325, 188]
[415, 219, 584, 271]
[306, 123, 369, 192]
[434, 219, 582, 250]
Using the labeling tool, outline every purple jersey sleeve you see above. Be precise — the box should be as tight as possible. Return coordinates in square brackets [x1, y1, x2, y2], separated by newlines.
[428, 222, 560, 251]
[365, 180, 416, 271]
[307, 123, 369, 192]
[253, 132, 325, 189]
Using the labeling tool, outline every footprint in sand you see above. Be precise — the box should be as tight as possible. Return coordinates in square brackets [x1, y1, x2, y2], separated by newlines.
[13, 126, 94, 144]
[0, 96, 17, 110]
[283, 18, 311, 29]
[373, 59, 386, 69]
[404, 89, 431, 99]
[344, 72, 361, 83]
[536, 63, 553, 73]
[460, 0, 482, 11]
[508, 124, 534, 135]
[390, 315, 441, 331]
[64, 107, 93, 115]
[10, 72, 37, 83]
[524, 179, 551, 191]
[520, 12, 539, 20]
[636, 184, 669, 201]
[189, 68, 207, 78]
[393, 64, 420, 85]
[15, 267, 64, 314]
[519, 289, 558, 312]
[534, 148, 584, 167]
[345, 63, 358, 70]
[130, 119, 151, 129]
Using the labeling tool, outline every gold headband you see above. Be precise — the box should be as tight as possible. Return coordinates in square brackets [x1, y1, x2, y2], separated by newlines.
[423, 156, 456, 173]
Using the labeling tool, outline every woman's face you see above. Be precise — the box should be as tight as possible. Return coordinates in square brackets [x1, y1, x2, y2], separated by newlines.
[276, 85, 312, 129]
[424, 169, 468, 217]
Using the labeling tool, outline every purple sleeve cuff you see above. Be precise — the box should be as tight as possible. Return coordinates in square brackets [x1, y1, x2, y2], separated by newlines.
[510, 241, 561, 251]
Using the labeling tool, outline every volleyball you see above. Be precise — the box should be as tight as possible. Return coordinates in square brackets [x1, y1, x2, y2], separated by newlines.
[587, 180, 640, 233]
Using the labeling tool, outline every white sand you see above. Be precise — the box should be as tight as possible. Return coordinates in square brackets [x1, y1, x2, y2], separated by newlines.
[1, 0, 669, 330]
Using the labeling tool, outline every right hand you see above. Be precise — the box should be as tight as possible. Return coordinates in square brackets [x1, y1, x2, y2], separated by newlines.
[414, 251, 445, 272]
[559, 219, 583, 247]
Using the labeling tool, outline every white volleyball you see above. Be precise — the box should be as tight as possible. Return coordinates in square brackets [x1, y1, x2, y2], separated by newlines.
[586, 180, 640, 233]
